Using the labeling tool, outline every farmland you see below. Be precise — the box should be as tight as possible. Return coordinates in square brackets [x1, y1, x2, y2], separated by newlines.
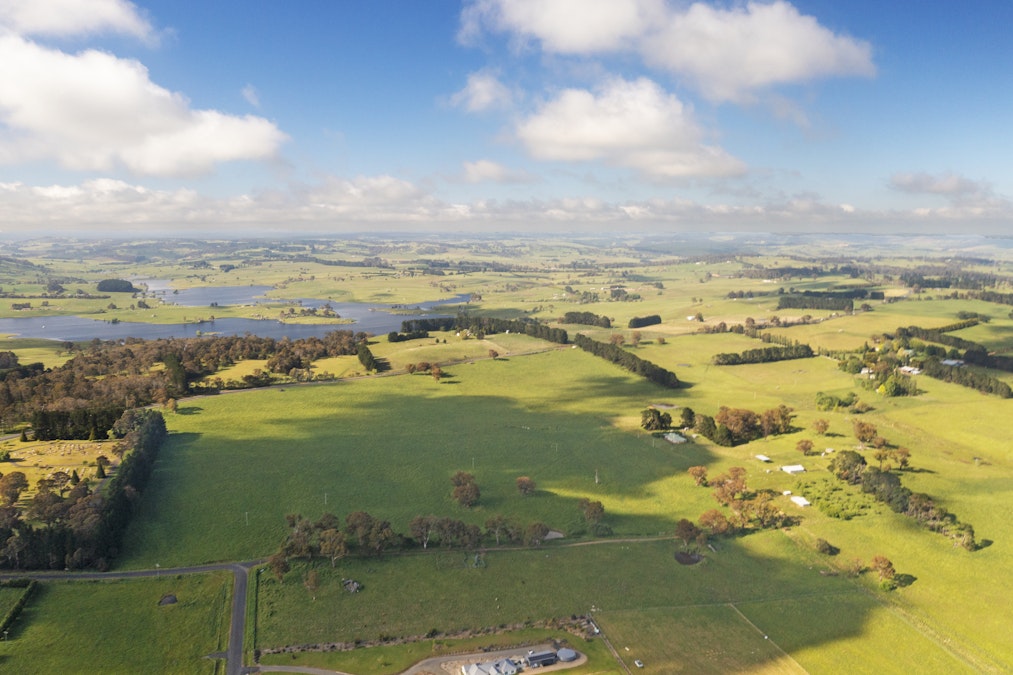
[0, 235, 1010, 673]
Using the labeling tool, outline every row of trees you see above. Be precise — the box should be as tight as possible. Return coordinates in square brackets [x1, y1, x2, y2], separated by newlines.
[0, 409, 168, 569]
[559, 311, 611, 328]
[776, 295, 854, 312]
[712, 344, 813, 366]
[627, 314, 661, 328]
[571, 333, 679, 388]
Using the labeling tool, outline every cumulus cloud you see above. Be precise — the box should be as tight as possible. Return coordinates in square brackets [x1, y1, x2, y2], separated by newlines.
[0, 35, 286, 176]
[461, 159, 534, 183]
[0, 0, 153, 40]
[643, 1, 874, 102]
[450, 70, 514, 112]
[461, 0, 874, 102]
[515, 77, 744, 178]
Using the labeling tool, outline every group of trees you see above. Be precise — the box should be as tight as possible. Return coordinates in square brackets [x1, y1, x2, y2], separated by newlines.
[712, 344, 813, 366]
[451, 471, 480, 508]
[0, 331, 372, 432]
[685, 466, 795, 535]
[828, 449, 977, 550]
[0, 409, 167, 570]
[692, 405, 796, 446]
[559, 311, 610, 328]
[627, 314, 661, 329]
[776, 293, 856, 312]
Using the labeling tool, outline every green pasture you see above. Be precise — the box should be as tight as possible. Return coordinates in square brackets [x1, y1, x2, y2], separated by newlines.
[121, 350, 718, 568]
[2, 574, 231, 674]
[0, 337, 71, 369]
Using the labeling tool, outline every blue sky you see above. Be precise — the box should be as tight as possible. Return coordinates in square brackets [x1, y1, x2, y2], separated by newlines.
[0, 0, 1011, 237]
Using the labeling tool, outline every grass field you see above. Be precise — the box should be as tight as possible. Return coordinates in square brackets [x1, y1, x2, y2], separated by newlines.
[5, 241, 1013, 673]
[0, 439, 118, 501]
[1, 574, 231, 674]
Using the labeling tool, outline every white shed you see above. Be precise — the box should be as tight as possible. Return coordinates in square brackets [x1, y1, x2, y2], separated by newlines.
[781, 464, 806, 475]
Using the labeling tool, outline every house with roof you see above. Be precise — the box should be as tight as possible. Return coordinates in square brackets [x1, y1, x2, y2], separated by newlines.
[461, 658, 519, 675]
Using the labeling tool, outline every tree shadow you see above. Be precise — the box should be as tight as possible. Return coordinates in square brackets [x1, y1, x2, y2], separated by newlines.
[175, 405, 203, 415]
[895, 573, 917, 588]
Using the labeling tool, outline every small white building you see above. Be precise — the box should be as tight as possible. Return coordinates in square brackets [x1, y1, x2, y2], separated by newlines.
[664, 432, 687, 444]
[790, 495, 811, 507]
[755, 454, 772, 463]
[781, 464, 806, 475]
[462, 658, 520, 675]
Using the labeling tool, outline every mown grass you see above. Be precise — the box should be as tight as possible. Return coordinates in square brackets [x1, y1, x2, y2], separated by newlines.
[1, 574, 231, 674]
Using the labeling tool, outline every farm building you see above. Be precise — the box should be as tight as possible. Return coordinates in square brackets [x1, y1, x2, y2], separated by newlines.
[525, 650, 558, 667]
[755, 454, 772, 462]
[558, 648, 578, 662]
[781, 464, 806, 475]
[664, 432, 687, 444]
[461, 658, 520, 675]
[790, 495, 811, 507]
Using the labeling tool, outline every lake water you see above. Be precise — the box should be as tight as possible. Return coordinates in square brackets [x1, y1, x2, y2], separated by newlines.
[0, 285, 467, 342]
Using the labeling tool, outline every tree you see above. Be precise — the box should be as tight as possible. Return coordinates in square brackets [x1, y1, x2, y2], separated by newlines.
[630, 331, 642, 347]
[891, 447, 911, 471]
[796, 439, 814, 456]
[524, 521, 549, 546]
[679, 407, 695, 429]
[656, 336, 666, 345]
[488, 349, 499, 360]
[870, 555, 896, 581]
[829, 450, 866, 484]
[687, 466, 708, 486]
[0, 471, 28, 506]
[516, 476, 536, 496]
[698, 509, 730, 536]
[578, 498, 605, 524]
[609, 333, 625, 347]
[674, 518, 701, 550]
[853, 420, 878, 445]
[812, 418, 829, 435]
[19, 429, 27, 442]
[453, 482, 480, 508]
[451, 472, 480, 508]
[640, 407, 671, 431]
[268, 551, 289, 582]
[410, 515, 440, 549]
[319, 528, 346, 566]
[431, 365, 443, 381]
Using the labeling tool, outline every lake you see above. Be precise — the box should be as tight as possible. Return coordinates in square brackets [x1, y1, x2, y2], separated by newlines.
[0, 285, 468, 342]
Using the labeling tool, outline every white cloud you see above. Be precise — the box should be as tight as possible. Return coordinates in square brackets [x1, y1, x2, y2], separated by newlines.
[643, 1, 875, 102]
[450, 70, 514, 112]
[461, 1, 874, 102]
[242, 84, 260, 108]
[889, 172, 989, 199]
[0, 35, 286, 176]
[0, 0, 153, 40]
[460, 0, 663, 52]
[461, 159, 534, 183]
[515, 77, 744, 178]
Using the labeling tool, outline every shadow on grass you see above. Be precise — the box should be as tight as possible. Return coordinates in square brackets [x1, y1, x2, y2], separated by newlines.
[175, 406, 203, 415]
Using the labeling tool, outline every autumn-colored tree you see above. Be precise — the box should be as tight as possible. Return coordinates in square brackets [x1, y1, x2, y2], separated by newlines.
[687, 465, 708, 486]
[711, 467, 747, 506]
[698, 509, 730, 536]
[516, 476, 536, 496]
[431, 365, 443, 381]
[853, 420, 878, 445]
[524, 521, 549, 546]
[674, 518, 701, 549]
[410, 515, 440, 549]
[578, 498, 605, 524]
[656, 336, 666, 345]
[870, 555, 896, 581]
[796, 439, 814, 456]
[453, 482, 481, 508]
[268, 551, 289, 582]
[630, 331, 642, 347]
[485, 514, 517, 546]
[488, 349, 499, 359]
[812, 418, 830, 435]
[891, 447, 911, 471]
[609, 333, 625, 346]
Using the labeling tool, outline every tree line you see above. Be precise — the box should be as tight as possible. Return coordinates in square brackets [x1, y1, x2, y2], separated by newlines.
[559, 311, 611, 328]
[571, 333, 679, 388]
[712, 344, 813, 366]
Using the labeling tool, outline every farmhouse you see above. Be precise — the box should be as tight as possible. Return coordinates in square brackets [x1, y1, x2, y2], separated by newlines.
[462, 658, 520, 675]
[781, 464, 806, 475]
[525, 650, 558, 667]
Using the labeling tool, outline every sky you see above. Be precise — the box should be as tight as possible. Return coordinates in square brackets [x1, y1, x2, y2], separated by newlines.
[0, 0, 1012, 238]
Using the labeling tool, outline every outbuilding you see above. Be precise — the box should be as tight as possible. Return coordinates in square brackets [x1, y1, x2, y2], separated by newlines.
[526, 650, 558, 668]
[781, 464, 806, 475]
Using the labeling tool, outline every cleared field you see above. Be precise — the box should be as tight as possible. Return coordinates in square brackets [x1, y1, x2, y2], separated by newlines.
[0, 439, 119, 500]
[3, 574, 231, 674]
